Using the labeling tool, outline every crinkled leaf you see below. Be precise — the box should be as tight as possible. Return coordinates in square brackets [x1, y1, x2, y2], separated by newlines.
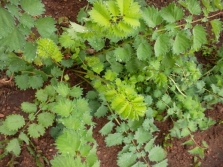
[173, 32, 191, 54]
[0, 122, 17, 136]
[59, 33, 76, 48]
[88, 37, 105, 51]
[152, 159, 168, 167]
[145, 137, 157, 152]
[20, 0, 45, 16]
[149, 146, 166, 162]
[28, 123, 45, 138]
[94, 105, 108, 118]
[52, 99, 73, 117]
[105, 133, 123, 147]
[35, 89, 48, 102]
[188, 146, 205, 158]
[142, 6, 162, 28]
[6, 139, 21, 156]
[38, 112, 55, 128]
[160, 3, 184, 23]
[69, 86, 83, 98]
[134, 127, 152, 144]
[193, 25, 207, 50]
[20, 13, 35, 29]
[54, 82, 70, 97]
[51, 66, 63, 78]
[21, 102, 37, 113]
[51, 155, 86, 167]
[137, 42, 152, 60]
[23, 42, 37, 62]
[5, 114, 25, 131]
[114, 47, 131, 62]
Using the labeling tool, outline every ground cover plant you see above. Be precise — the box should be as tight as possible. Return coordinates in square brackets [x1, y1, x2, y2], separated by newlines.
[0, 0, 223, 166]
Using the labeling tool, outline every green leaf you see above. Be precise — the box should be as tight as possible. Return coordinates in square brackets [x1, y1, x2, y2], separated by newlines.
[182, 139, 194, 146]
[114, 47, 131, 62]
[142, 6, 162, 28]
[0, 8, 15, 38]
[51, 155, 86, 167]
[52, 99, 73, 117]
[160, 3, 184, 23]
[85, 145, 98, 166]
[94, 105, 108, 118]
[0, 28, 25, 52]
[104, 70, 117, 81]
[192, 25, 207, 50]
[117, 152, 137, 167]
[134, 127, 152, 144]
[19, 132, 30, 145]
[88, 37, 105, 51]
[28, 123, 45, 138]
[173, 32, 191, 54]
[179, 0, 201, 15]
[36, 17, 57, 38]
[54, 82, 70, 97]
[105, 133, 123, 146]
[154, 34, 170, 56]
[15, 74, 29, 90]
[51, 66, 63, 78]
[35, 89, 48, 102]
[5, 114, 25, 131]
[69, 86, 83, 98]
[20, 13, 35, 29]
[210, 19, 222, 41]
[99, 121, 115, 136]
[59, 33, 76, 48]
[132, 162, 147, 167]
[38, 112, 55, 128]
[56, 130, 80, 156]
[181, 127, 190, 137]
[152, 159, 168, 167]
[137, 42, 152, 60]
[89, 1, 111, 27]
[21, 102, 37, 113]
[0, 122, 17, 136]
[149, 146, 166, 162]
[6, 139, 21, 156]
[23, 42, 37, 62]
[188, 146, 205, 158]
[20, 0, 45, 16]
[145, 137, 157, 152]
[28, 75, 44, 89]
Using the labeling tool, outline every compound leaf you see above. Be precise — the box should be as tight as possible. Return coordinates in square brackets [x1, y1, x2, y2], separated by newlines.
[20, 0, 45, 16]
[6, 138, 21, 156]
[21, 102, 37, 113]
[5, 114, 25, 131]
[28, 123, 45, 138]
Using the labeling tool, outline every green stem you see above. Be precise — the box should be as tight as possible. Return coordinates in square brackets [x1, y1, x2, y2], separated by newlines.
[168, 76, 187, 97]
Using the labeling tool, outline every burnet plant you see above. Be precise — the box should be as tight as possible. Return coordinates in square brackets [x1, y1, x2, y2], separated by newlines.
[0, 0, 223, 166]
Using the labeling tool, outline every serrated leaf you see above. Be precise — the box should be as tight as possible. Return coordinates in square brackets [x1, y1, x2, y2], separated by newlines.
[0, 28, 25, 52]
[52, 99, 73, 117]
[132, 162, 147, 167]
[20, 0, 45, 16]
[149, 146, 166, 162]
[117, 152, 137, 167]
[179, 0, 201, 15]
[188, 146, 205, 158]
[160, 3, 184, 23]
[23, 42, 37, 62]
[134, 127, 152, 144]
[152, 159, 168, 167]
[182, 139, 194, 146]
[89, 1, 111, 27]
[105, 133, 123, 147]
[99, 121, 115, 136]
[145, 137, 157, 152]
[51, 155, 86, 167]
[19, 132, 30, 145]
[94, 105, 108, 118]
[210, 19, 222, 41]
[28, 75, 44, 89]
[28, 123, 45, 138]
[5, 114, 25, 131]
[36, 17, 57, 38]
[173, 32, 191, 54]
[88, 37, 105, 51]
[20, 13, 35, 29]
[142, 6, 162, 28]
[21, 102, 37, 113]
[35, 89, 48, 102]
[114, 47, 131, 62]
[54, 82, 70, 97]
[59, 33, 76, 48]
[51, 66, 63, 78]
[0, 122, 17, 136]
[6, 139, 21, 156]
[193, 25, 207, 50]
[69, 86, 83, 98]
[181, 127, 190, 137]
[137, 42, 152, 60]
[0, 8, 15, 38]
[38, 112, 55, 128]
[86, 145, 98, 166]
[154, 34, 170, 57]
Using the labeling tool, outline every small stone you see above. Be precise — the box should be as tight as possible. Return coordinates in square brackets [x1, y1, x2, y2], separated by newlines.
[0, 113, 5, 118]
[97, 151, 101, 155]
